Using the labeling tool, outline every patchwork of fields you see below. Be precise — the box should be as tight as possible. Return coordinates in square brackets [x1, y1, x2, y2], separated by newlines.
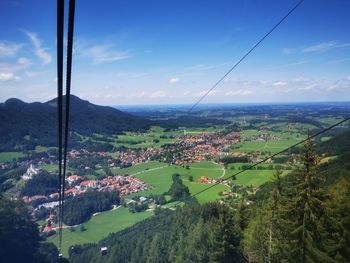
[47, 159, 279, 256]
[1, 119, 333, 257]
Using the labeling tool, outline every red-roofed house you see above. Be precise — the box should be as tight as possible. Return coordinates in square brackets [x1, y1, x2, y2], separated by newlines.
[66, 175, 82, 184]
[80, 180, 98, 188]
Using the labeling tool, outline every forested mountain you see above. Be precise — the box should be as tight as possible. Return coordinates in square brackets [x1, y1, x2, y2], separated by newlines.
[0, 95, 156, 151]
[318, 130, 350, 156]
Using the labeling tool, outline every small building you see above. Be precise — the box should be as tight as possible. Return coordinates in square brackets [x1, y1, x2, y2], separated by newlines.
[101, 247, 108, 256]
[66, 175, 82, 184]
[139, 196, 147, 202]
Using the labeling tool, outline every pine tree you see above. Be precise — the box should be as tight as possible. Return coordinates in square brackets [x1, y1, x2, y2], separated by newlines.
[266, 170, 283, 263]
[243, 170, 282, 263]
[323, 177, 350, 262]
[278, 136, 336, 263]
[147, 233, 167, 263]
[213, 208, 244, 263]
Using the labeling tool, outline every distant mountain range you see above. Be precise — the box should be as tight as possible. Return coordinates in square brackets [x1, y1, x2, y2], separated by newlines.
[0, 95, 156, 151]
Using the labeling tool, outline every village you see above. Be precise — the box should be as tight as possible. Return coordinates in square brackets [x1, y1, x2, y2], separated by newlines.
[22, 173, 148, 205]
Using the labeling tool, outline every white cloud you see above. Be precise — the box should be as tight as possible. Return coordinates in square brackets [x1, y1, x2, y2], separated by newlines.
[302, 41, 350, 53]
[18, 57, 31, 66]
[328, 57, 350, 64]
[225, 90, 253, 96]
[79, 44, 130, 64]
[25, 31, 52, 64]
[0, 41, 22, 57]
[150, 90, 167, 98]
[281, 48, 296, 54]
[272, 61, 308, 70]
[298, 83, 317, 91]
[327, 85, 338, 91]
[169, 77, 180, 84]
[193, 90, 217, 98]
[0, 57, 32, 72]
[184, 62, 228, 71]
[347, 75, 350, 81]
[273, 81, 288, 87]
[130, 91, 147, 98]
[25, 70, 45, 77]
[0, 72, 21, 81]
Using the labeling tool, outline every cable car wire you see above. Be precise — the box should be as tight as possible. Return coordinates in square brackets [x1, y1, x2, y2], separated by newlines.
[61, 0, 76, 245]
[56, 0, 64, 252]
[56, 0, 76, 251]
[188, 0, 305, 113]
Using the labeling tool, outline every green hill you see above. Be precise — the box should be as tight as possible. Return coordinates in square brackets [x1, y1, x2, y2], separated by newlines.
[0, 95, 156, 151]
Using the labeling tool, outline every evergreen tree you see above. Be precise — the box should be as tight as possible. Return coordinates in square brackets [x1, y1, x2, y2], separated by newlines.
[323, 177, 350, 262]
[278, 136, 336, 263]
[168, 174, 190, 201]
[0, 195, 41, 262]
[213, 208, 244, 263]
[243, 170, 282, 263]
[147, 233, 167, 263]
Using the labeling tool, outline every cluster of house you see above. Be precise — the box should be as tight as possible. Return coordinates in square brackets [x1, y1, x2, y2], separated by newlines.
[198, 176, 229, 186]
[41, 214, 56, 234]
[111, 148, 158, 168]
[47, 174, 148, 198]
[246, 133, 277, 142]
[199, 176, 218, 184]
[22, 194, 48, 204]
[161, 132, 241, 165]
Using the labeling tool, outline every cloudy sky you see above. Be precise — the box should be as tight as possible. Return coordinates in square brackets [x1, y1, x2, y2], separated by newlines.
[0, 0, 349, 105]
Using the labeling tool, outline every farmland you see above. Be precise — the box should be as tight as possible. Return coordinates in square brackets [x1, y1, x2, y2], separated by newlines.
[0, 151, 26, 162]
[49, 207, 152, 257]
[49, 160, 229, 256]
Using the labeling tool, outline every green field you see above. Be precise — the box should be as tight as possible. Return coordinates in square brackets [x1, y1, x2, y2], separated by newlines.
[39, 164, 58, 172]
[232, 127, 306, 154]
[130, 161, 228, 203]
[39, 164, 75, 174]
[113, 161, 166, 176]
[224, 163, 291, 186]
[34, 146, 57, 153]
[232, 170, 275, 186]
[107, 130, 180, 149]
[49, 207, 152, 257]
[0, 152, 26, 162]
[189, 161, 222, 169]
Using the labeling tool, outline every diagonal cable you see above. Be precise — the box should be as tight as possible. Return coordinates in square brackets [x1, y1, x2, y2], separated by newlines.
[56, 0, 64, 252]
[188, 0, 305, 113]
[61, 0, 76, 243]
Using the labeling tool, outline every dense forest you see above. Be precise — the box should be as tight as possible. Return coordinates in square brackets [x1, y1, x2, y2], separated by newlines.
[69, 136, 350, 263]
[0, 195, 67, 263]
[69, 202, 244, 263]
[63, 191, 120, 226]
[21, 171, 58, 196]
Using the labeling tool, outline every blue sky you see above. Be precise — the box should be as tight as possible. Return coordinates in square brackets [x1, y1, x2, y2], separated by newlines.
[0, 0, 349, 105]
